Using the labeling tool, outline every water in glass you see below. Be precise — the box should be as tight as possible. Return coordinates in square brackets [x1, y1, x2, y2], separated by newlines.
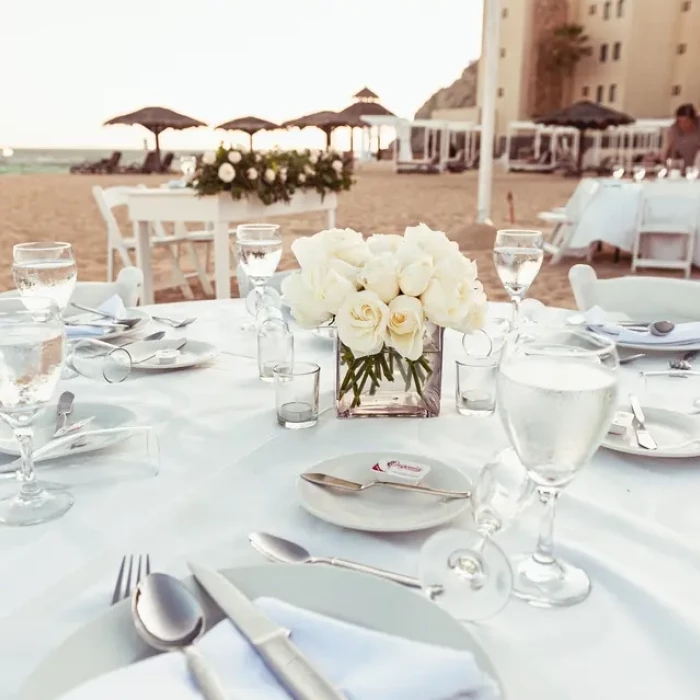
[493, 246, 544, 300]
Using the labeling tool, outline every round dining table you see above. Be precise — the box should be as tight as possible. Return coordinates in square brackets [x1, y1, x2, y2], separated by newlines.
[2, 299, 700, 699]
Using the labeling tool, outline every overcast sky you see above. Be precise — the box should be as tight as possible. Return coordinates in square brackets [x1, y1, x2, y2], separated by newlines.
[2, 0, 483, 150]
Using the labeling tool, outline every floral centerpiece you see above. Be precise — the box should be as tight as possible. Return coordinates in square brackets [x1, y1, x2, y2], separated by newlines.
[282, 224, 487, 417]
[189, 146, 353, 205]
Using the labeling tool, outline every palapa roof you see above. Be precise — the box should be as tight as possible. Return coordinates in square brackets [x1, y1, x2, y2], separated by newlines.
[215, 116, 279, 134]
[341, 101, 395, 118]
[353, 87, 379, 100]
[104, 106, 206, 132]
[534, 100, 634, 130]
[283, 110, 365, 130]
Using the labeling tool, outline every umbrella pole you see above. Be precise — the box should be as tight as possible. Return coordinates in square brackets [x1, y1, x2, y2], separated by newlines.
[350, 127, 354, 155]
[249, 132, 254, 150]
[376, 126, 381, 161]
[154, 129, 161, 170]
[577, 128, 586, 173]
[326, 128, 331, 150]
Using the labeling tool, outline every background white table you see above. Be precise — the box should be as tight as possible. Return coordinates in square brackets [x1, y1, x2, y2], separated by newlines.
[126, 189, 338, 304]
[3, 300, 700, 699]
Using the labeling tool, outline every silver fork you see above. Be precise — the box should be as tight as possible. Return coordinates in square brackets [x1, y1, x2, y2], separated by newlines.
[111, 554, 151, 605]
[152, 314, 197, 329]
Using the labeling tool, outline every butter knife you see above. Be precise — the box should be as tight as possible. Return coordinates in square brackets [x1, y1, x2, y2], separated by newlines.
[55, 391, 74, 435]
[629, 394, 657, 450]
[188, 562, 344, 700]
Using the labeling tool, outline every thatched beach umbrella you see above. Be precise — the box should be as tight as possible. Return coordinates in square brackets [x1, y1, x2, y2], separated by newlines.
[535, 100, 634, 172]
[104, 106, 207, 167]
[283, 110, 364, 149]
[215, 116, 279, 150]
[341, 93, 395, 156]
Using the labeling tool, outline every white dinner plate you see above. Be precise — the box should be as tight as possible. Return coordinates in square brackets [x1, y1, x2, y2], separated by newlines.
[0, 401, 137, 458]
[17, 564, 505, 700]
[601, 406, 700, 458]
[66, 308, 151, 341]
[297, 452, 472, 532]
[131, 340, 219, 370]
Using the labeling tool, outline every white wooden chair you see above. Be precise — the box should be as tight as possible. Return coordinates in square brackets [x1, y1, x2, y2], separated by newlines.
[0, 267, 144, 308]
[538, 178, 601, 264]
[632, 181, 698, 278]
[93, 186, 209, 298]
[569, 264, 700, 321]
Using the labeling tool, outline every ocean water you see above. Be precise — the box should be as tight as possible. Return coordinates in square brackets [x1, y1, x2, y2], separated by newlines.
[0, 149, 197, 174]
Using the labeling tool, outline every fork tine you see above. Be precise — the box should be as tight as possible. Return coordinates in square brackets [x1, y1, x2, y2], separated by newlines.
[146, 554, 151, 576]
[136, 555, 143, 587]
[124, 554, 135, 600]
[111, 555, 127, 605]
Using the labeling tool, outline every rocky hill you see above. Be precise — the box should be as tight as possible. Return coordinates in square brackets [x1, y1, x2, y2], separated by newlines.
[414, 62, 479, 119]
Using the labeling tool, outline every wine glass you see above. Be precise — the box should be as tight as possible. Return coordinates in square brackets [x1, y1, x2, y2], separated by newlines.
[12, 242, 77, 315]
[611, 164, 625, 179]
[632, 165, 646, 182]
[236, 224, 283, 329]
[0, 298, 74, 525]
[419, 448, 535, 621]
[179, 155, 196, 182]
[497, 327, 619, 607]
[493, 229, 544, 327]
[686, 166, 699, 181]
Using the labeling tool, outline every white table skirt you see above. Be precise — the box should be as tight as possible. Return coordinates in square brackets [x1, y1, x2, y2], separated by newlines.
[2, 300, 700, 699]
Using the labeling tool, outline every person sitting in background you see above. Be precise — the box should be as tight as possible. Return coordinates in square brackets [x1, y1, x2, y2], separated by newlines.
[663, 103, 700, 168]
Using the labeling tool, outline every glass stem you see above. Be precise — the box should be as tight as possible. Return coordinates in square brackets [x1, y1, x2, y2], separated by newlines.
[533, 487, 559, 566]
[511, 296, 521, 326]
[15, 426, 40, 499]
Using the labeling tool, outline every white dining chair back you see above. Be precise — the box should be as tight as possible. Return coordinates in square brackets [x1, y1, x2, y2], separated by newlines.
[92, 186, 138, 282]
[632, 181, 699, 278]
[0, 267, 144, 308]
[569, 264, 700, 321]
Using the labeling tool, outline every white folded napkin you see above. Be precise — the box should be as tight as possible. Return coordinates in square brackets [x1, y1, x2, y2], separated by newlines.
[66, 296, 128, 339]
[593, 322, 700, 346]
[59, 597, 500, 700]
[583, 305, 632, 325]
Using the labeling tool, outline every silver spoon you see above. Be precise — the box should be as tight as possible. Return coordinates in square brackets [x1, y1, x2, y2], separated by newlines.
[132, 573, 228, 700]
[249, 532, 425, 590]
[649, 321, 675, 336]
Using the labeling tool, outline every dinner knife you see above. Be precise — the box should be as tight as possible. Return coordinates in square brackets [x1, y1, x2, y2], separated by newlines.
[629, 394, 657, 450]
[55, 391, 74, 435]
[188, 562, 344, 700]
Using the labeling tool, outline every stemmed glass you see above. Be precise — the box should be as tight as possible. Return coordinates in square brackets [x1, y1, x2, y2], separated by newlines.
[12, 242, 77, 315]
[179, 155, 197, 182]
[632, 166, 646, 182]
[497, 327, 619, 607]
[419, 449, 535, 620]
[236, 224, 283, 330]
[0, 298, 74, 525]
[493, 229, 544, 327]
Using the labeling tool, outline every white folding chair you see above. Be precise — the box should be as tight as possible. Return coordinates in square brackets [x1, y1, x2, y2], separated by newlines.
[538, 178, 601, 264]
[93, 186, 207, 298]
[632, 181, 698, 278]
[569, 264, 700, 321]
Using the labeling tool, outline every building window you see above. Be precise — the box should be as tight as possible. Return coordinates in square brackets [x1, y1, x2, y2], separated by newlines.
[672, 85, 682, 96]
[678, 43, 687, 55]
[682, 1, 691, 11]
[502, 7, 508, 18]
[600, 43, 608, 62]
[583, 86, 590, 97]
[603, 1, 611, 18]
[589, 4, 597, 14]
[498, 87, 504, 98]
[617, 0, 624, 16]
[596, 85, 604, 102]
[500, 48, 506, 58]
[613, 42, 621, 60]
[609, 84, 617, 102]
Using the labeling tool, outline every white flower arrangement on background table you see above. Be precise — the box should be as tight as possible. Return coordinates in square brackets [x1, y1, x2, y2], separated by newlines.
[282, 224, 487, 408]
[190, 146, 353, 205]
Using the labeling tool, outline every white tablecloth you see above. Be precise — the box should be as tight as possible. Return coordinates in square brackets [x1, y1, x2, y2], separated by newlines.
[3, 300, 700, 699]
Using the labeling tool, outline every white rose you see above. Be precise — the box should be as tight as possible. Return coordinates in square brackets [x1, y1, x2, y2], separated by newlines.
[432, 251, 478, 287]
[281, 266, 355, 329]
[280, 168, 288, 183]
[202, 151, 217, 165]
[421, 276, 486, 332]
[298, 173, 306, 183]
[358, 253, 400, 303]
[264, 168, 276, 183]
[304, 165, 316, 176]
[367, 233, 404, 256]
[385, 295, 425, 361]
[247, 167, 258, 180]
[321, 228, 372, 268]
[396, 242, 433, 297]
[228, 150, 242, 164]
[217, 162, 235, 183]
[254, 153, 262, 162]
[404, 223, 458, 262]
[309, 154, 319, 165]
[331, 159, 343, 173]
[336, 290, 390, 357]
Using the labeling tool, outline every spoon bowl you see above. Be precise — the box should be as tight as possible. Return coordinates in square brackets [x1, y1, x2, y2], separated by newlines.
[249, 532, 312, 564]
[649, 321, 675, 337]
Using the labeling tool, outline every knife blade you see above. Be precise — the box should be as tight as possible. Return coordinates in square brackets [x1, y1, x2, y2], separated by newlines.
[188, 562, 344, 700]
[629, 394, 657, 450]
[55, 391, 74, 435]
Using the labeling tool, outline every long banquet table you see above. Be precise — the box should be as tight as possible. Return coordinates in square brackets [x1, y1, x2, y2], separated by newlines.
[3, 299, 700, 699]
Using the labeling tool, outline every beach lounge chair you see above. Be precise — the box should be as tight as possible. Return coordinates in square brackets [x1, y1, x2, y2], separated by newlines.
[446, 150, 467, 173]
[70, 151, 122, 174]
[396, 154, 441, 174]
[122, 152, 159, 174]
[158, 152, 174, 173]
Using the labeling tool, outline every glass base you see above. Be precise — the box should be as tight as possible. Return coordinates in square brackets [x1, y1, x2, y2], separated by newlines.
[0, 482, 74, 526]
[511, 552, 591, 608]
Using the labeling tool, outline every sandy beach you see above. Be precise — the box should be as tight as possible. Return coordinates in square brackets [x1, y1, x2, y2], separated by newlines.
[1, 166, 687, 309]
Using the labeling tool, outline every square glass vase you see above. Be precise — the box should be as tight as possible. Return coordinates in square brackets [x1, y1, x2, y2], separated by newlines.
[335, 323, 444, 418]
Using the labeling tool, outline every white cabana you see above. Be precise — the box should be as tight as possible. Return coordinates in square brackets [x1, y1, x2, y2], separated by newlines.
[587, 119, 672, 170]
[504, 121, 581, 172]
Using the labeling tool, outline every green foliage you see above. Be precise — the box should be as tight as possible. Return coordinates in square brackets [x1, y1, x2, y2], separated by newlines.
[540, 23, 592, 77]
[190, 147, 354, 205]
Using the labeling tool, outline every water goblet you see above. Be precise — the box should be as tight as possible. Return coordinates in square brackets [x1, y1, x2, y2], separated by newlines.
[419, 448, 535, 621]
[497, 327, 619, 607]
[179, 155, 197, 182]
[493, 229, 544, 328]
[611, 164, 625, 179]
[632, 166, 646, 182]
[12, 242, 77, 315]
[686, 166, 699, 181]
[0, 297, 74, 525]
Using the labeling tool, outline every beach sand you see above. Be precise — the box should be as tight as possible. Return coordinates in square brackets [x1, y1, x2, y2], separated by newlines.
[1, 166, 692, 309]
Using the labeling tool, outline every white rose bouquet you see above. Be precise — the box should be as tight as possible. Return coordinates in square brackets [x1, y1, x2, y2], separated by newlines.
[282, 224, 487, 411]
